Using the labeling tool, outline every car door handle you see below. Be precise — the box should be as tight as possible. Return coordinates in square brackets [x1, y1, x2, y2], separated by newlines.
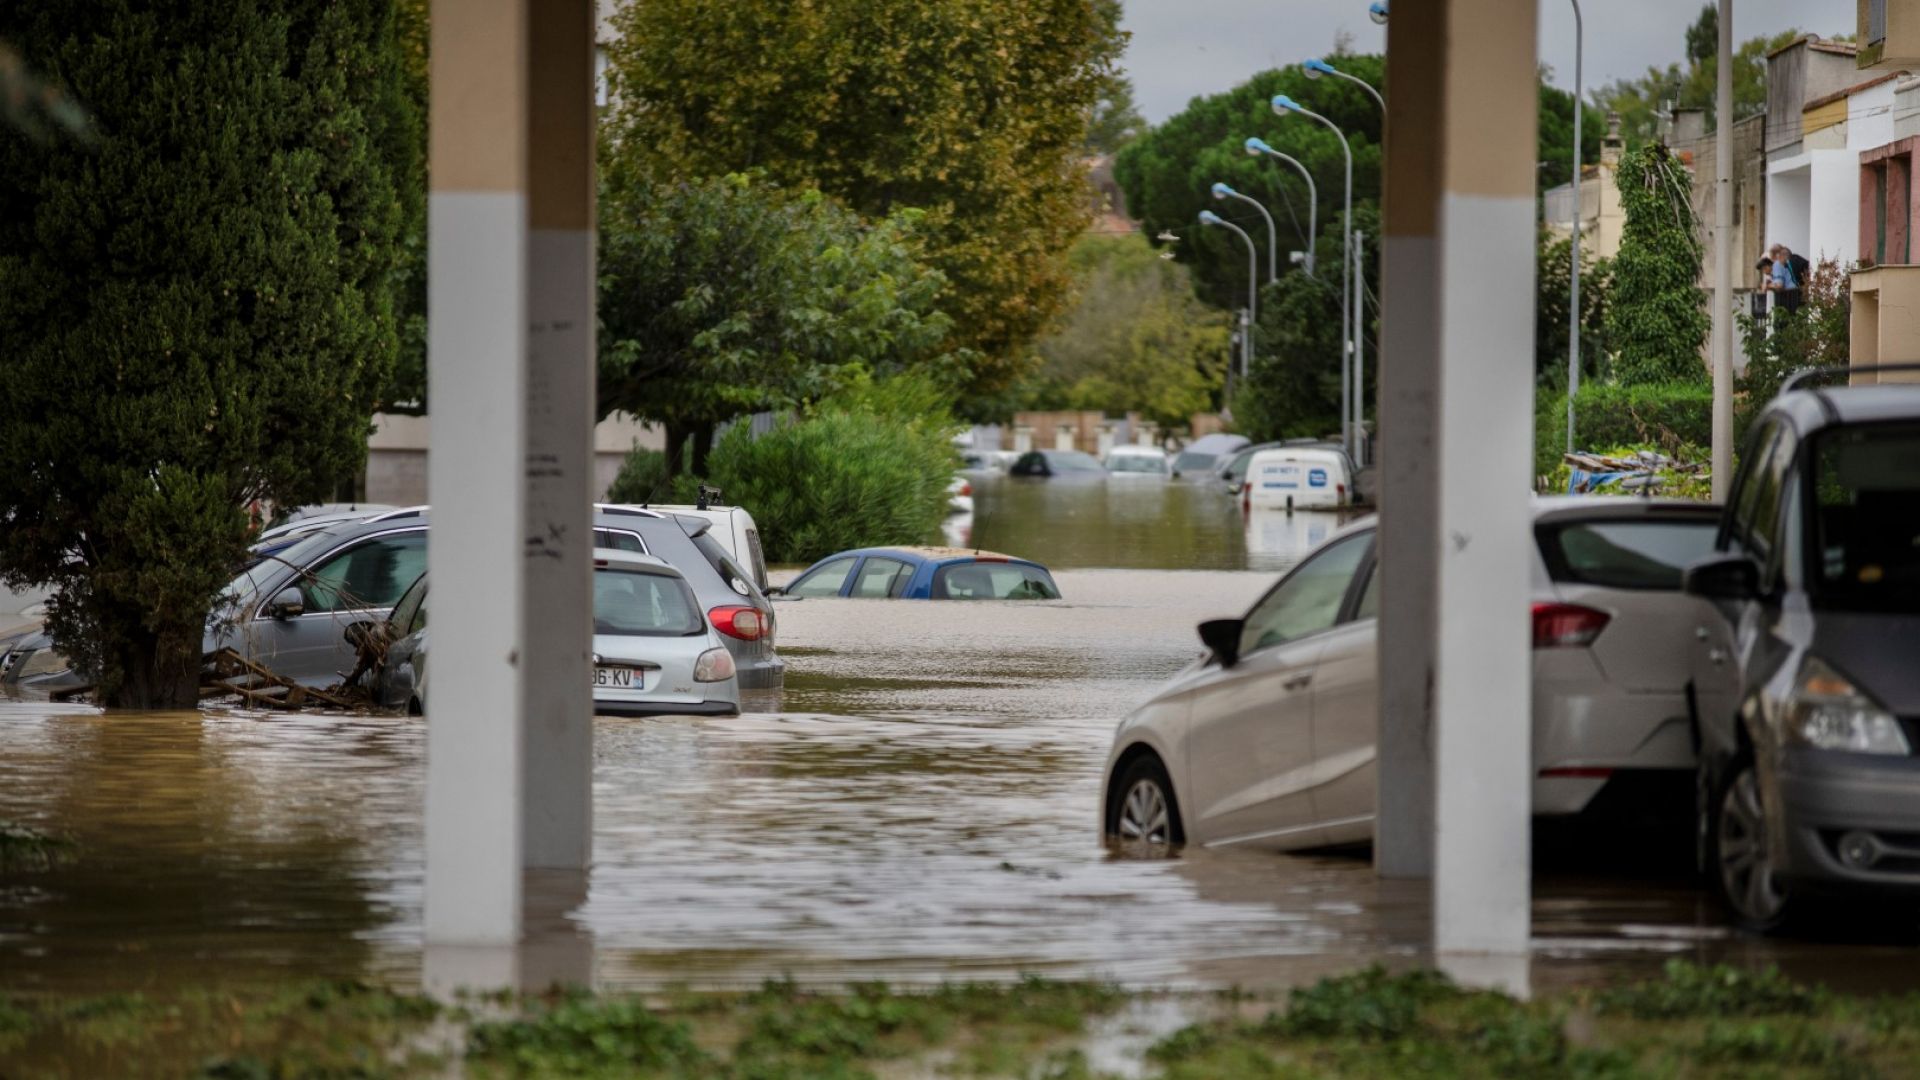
[1282, 673, 1313, 691]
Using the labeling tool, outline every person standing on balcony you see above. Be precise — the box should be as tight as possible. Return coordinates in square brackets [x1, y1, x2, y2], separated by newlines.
[1766, 244, 1809, 315]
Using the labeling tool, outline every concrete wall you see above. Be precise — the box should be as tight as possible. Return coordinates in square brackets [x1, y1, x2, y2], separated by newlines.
[1860, 135, 1920, 264]
[1849, 265, 1920, 380]
[366, 410, 665, 506]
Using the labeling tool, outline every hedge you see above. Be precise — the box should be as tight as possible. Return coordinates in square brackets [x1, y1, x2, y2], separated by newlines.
[1534, 382, 1714, 478]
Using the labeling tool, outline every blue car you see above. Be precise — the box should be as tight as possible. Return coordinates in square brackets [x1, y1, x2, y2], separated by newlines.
[777, 546, 1062, 600]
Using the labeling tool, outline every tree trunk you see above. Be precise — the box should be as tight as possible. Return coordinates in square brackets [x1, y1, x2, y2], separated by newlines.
[101, 613, 203, 709]
[662, 421, 690, 483]
[690, 420, 716, 477]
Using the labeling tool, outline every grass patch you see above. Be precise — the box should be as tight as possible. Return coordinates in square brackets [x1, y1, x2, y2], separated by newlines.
[5, 963, 1920, 1079]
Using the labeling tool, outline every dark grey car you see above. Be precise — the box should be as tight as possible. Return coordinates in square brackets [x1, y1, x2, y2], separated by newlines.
[1685, 376, 1920, 930]
[213, 506, 783, 690]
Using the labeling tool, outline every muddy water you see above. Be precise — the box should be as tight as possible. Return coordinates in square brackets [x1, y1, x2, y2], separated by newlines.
[3, 479, 1918, 998]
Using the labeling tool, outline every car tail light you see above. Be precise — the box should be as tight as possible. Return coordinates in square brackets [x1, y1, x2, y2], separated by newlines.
[708, 605, 766, 641]
[959, 480, 973, 497]
[693, 647, 736, 683]
[1531, 602, 1609, 648]
[1241, 481, 1251, 510]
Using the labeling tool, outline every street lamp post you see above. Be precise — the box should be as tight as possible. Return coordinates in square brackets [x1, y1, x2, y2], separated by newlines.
[1303, 57, 1386, 114]
[1567, 0, 1584, 454]
[1212, 182, 1278, 284]
[1273, 94, 1355, 455]
[1244, 137, 1317, 276]
[1200, 209, 1257, 379]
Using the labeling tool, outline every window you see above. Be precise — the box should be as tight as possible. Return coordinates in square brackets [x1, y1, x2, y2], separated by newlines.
[1239, 532, 1370, 654]
[296, 531, 427, 614]
[1537, 518, 1721, 591]
[1010, 453, 1046, 477]
[931, 562, 1060, 600]
[390, 576, 430, 637]
[593, 528, 647, 554]
[692, 532, 755, 597]
[1047, 451, 1105, 472]
[1809, 423, 1920, 609]
[1728, 421, 1785, 556]
[1747, 428, 1798, 560]
[594, 569, 702, 636]
[788, 557, 856, 597]
[744, 528, 768, 590]
[850, 557, 913, 598]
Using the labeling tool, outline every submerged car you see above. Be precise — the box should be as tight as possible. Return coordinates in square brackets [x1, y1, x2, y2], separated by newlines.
[366, 550, 740, 717]
[1102, 497, 1721, 853]
[1009, 449, 1106, 479]
[778, 546, 1061, 600]
[1684, 374, 1920, 930]
[1169, 433, 1249, 479]
[213, 505, 783, 689]
[1240, 446, 1356, 511]
[1104, 446, 1170, 477]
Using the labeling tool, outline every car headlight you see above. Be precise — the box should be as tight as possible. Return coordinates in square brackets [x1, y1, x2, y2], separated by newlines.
[1785, 657, 1910, 755]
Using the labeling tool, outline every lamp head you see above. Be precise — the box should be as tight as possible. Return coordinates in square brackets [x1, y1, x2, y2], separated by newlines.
[1272, 94, 1302, 116]
[1303, 58, 1335, 79]
[1198, 210, 1225, 226]
[1244, 136, 1272, 156]
[1210, 182, 1235, 199]
[1368, 2, 1388, 26]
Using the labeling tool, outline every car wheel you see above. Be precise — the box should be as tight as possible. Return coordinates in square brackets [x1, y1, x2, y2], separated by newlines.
[1709, 756, 1795, 931]
[1108, 754, 1183, 857]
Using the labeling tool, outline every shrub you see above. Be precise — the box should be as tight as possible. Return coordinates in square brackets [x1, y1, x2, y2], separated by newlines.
[1535, 382, 1715, 477]
[604, 447, 680, 506]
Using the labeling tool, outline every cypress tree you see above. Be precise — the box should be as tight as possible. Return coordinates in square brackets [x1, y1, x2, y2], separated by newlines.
[1605, 143, 1709, 386]
[0, 1, 422, 706]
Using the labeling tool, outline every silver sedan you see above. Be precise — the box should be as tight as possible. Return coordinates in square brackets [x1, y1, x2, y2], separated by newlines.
[1102, 497, 1722, 853]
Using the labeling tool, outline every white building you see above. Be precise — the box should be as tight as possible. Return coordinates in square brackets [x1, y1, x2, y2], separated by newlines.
[1766, 36, 1903, 270]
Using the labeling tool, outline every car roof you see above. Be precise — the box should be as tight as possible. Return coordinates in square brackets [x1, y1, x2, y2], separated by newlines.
[1769, 383, 1920, 431]
[824, 545, 1041, 566]
[1530, 494, 1721, 524]
[1180, 433, 1250, 455]
[1106, 445, 1166, 455]
[1246, 446, 1348, 464]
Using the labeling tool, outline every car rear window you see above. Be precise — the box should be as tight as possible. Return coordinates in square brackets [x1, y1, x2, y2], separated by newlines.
[1536, 518, 1720, 590]
[1811, 422, 1920, 609]
[690, 532, 757, 598]
[1172, 452, 1214, 473]
[593, 568, 702, 636]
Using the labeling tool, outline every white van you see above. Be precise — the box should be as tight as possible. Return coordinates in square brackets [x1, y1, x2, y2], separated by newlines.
[1240, 447, 1353, 510]
[614, 503, 769, 591]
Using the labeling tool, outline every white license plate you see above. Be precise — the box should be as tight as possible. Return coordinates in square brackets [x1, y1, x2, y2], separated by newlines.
[592, 667, 641, 689]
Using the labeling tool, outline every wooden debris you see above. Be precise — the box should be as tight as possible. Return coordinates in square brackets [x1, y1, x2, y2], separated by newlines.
[202, 647, 352, 710]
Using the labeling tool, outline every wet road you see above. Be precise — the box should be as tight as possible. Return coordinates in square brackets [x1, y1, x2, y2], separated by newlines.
[3, 474, 1917, 998]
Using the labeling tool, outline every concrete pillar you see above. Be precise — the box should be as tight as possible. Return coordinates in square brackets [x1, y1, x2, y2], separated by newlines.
[1377, 0, 1538, 970]
[425, 0, 596, 947]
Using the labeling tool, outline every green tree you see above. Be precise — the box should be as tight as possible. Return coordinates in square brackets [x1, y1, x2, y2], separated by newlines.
[1021, 233, 1230, 429]
[602, 0, 1128, 409]
[1085, 77, 1147, 155]
[1535, 228, 1612, 388]
[1593, 10, 1801, 144]
[0, 0, 419, 707]
[597, 171, 955, 477]
[1537, 76, 1605, 191]
[1605, 143, 1708, 386]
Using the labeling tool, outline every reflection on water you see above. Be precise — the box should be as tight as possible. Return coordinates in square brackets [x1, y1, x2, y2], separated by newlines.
[4, 482, 1918, 997]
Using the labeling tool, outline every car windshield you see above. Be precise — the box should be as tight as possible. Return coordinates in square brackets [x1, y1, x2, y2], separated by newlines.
[1810, 423, 1920, 609]
[593, 568, 703, 635]
[1172, 452, 1215, 473]
[1537, 517, 1720, 590]
[1107, 455, 1165, 474]
[1047, 451, 1104, 472]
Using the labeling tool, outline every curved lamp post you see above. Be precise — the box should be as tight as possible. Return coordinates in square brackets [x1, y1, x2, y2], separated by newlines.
[1273, 93, 1356, 454]
[1211, 182, 1277, 284]
[1200, 209, 1257, 379]
[1302, 57, 1386, 114]
[1244, 137, 1317, 276]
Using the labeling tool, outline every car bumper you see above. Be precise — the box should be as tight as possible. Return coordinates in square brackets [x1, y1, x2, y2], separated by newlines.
[734, 654, 785, 690]
[1775, 748, 1920, 891]
[1532, 669, 1694, 816]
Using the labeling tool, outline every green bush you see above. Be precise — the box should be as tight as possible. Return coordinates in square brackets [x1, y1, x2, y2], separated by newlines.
[606, 373, 961, 564]
[604, 446, 684, 506]
[1535, 382, 1714, 477]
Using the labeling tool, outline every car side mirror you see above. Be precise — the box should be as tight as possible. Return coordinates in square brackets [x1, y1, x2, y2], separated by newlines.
[1198, 618, 1244, 669]
[268, 587, 305, 620]
[1684, 555, 1760, 601]
[764, 585, 784, 597]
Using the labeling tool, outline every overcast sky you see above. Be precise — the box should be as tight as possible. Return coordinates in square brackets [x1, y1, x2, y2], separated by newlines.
[1119, 0, 1858, 123]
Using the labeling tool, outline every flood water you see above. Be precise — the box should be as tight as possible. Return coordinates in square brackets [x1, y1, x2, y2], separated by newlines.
[3, 474, 1918, 1000]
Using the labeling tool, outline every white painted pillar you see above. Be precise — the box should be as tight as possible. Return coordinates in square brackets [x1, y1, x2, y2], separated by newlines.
[425, 0, 531, 946]
[522, 0, 597, 872]
[1430, 0, 1538, 966]
[1378, 0, 1538, 976]
[425, 0, 596, 948]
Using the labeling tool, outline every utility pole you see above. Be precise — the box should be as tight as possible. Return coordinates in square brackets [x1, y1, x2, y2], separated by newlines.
[1567, 0, 1583, 454]
[1711, 0, 1733, 499]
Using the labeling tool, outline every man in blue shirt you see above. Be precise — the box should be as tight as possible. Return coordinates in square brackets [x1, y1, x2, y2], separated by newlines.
[1766, 244, 1808, 315]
